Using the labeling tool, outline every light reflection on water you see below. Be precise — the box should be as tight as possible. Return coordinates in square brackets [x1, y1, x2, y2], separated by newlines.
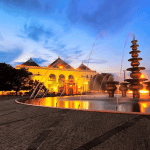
[23, 96, 150, 114]
[25, 97, 90, 110]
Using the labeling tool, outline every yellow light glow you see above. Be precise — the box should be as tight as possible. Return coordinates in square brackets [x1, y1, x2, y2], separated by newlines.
[65, 101, 69, 108]
[127, 90, 133, 93]
[74, 101, 81, 109]
[54, 98, 58, 107]
[43, 97, 52, 107]
[127, 89, 149, 94]
[139, 102, 149, 113]
[139, 89, 149, 94]
[84, 82, 88, 84]
[83, 101, 89, 109]
[141, 74, 144, 78]
[59, 65, 64, 69]
[141, 103, 148, 108]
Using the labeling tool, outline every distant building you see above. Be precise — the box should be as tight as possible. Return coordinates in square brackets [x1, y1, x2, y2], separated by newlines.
[16, 57, 97, 95]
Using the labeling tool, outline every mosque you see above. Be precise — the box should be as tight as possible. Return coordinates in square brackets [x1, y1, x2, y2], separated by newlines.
[16, 57, 97, 95]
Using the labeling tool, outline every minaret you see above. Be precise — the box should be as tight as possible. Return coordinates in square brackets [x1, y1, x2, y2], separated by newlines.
[125, 34, 147, 98]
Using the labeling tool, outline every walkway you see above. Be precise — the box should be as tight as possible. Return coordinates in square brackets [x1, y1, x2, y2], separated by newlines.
[0, 96, 150, 150]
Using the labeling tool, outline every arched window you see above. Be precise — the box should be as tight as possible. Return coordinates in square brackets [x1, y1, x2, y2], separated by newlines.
[59, 74, 65, 81]
[49, 74, 56, 80]
[58, 74, 65, 87]
[68, 75, 74, 79]
[68, 75, 74, 83]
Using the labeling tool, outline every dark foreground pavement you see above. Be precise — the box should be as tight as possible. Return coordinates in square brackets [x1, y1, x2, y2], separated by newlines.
[0, 96, 150, 150]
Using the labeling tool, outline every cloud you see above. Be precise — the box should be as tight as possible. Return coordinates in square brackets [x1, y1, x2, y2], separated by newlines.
[0, 33, 4, 41]
[69, 46, 82, 54]
[0, 47, 23, 64]
[32, 57, 47, 65]
[67, 0, 139, 33]
[84, 59, 108, 64]
[20, 23, 53, 42]
[57, 41, 66, 49]
[0, 0, 56, 15]
[44, 41, 83, 58]
[13, 57, 48, 67]
[12, 61, 24, 67]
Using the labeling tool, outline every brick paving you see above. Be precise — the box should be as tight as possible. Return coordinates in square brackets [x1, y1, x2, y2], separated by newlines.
[0, 96, 150, 150]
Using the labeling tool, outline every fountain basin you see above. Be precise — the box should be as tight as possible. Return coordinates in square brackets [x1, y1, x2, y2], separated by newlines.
[16, 94, 150, 114]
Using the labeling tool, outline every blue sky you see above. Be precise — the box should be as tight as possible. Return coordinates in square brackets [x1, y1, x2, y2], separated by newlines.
[0, 0, 150, 80]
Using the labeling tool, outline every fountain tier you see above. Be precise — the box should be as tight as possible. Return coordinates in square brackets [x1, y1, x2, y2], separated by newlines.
[125, 35, 147, 98]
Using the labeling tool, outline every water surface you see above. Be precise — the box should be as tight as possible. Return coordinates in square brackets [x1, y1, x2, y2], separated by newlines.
[21, 94, 150, 114]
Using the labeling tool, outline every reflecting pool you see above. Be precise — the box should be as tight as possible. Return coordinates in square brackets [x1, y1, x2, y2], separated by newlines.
[19, 94, 150, 114]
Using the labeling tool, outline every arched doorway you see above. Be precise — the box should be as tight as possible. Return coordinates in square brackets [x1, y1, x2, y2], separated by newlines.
[66, 75, 76, 95]
[58, 74, 65, 87]
[58, 74, 65, 94]
[68, 88, 73, 95]
[48, 74, 57, 92]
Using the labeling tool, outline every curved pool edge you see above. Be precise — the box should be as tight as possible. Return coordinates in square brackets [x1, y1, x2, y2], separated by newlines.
[15, 97, 150, 116]
[58, 94, 150, 101]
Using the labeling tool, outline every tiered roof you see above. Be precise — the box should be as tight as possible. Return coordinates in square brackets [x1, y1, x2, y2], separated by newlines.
[18, 57, 93, 71]
[48, 57, 74, 69]
[21, 58, 39, 66]
[77, 62, 91, 71]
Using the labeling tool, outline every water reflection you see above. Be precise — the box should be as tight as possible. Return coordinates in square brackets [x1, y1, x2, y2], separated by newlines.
[139, 102, 150, 113]
[118, 103, 140, 112]
[23, 97, 150, 114]
[25, 97, 89, 110]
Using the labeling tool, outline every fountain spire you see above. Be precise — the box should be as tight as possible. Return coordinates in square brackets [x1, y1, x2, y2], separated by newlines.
[133, 34, 135, 41]
[125, 35, 147, 98]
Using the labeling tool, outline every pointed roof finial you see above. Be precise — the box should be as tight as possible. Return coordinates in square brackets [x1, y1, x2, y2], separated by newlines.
[58, 55, 60, 59]
[133, 34, 135, 40]
[21, 57, 39, 66]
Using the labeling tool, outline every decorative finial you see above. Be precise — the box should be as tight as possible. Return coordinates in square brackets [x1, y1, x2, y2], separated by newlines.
[30, 57, 32, 60]
[133, 34, 135, 40]
[81, 62, 83, 65]
[58, 55, 60, 58]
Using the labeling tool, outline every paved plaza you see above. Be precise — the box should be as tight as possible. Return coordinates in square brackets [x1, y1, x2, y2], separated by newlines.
[0, 96, 150, 150]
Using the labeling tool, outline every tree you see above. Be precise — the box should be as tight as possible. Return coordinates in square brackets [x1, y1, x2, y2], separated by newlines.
[0, 63, 33, 95]
[0, 63, 16, 91]
[12, 67, 33, 95]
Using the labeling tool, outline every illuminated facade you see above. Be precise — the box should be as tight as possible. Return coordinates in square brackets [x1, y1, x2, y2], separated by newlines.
[16, 57, 97, 95]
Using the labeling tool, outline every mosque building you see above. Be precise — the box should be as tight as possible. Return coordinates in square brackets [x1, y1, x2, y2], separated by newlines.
[16, 57, 97, 95]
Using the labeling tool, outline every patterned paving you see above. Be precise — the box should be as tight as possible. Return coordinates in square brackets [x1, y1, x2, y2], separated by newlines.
[75, 115, 148, 150]
[27, 109, 70, 150]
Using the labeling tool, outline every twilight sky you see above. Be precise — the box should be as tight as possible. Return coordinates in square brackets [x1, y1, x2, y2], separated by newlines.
[0, 0, 150, 80]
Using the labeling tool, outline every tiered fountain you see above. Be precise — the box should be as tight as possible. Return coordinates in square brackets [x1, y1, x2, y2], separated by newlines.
[105, 34, 150, 98]
[106, 81, 119, 97]
[124, 34, 147, 98]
